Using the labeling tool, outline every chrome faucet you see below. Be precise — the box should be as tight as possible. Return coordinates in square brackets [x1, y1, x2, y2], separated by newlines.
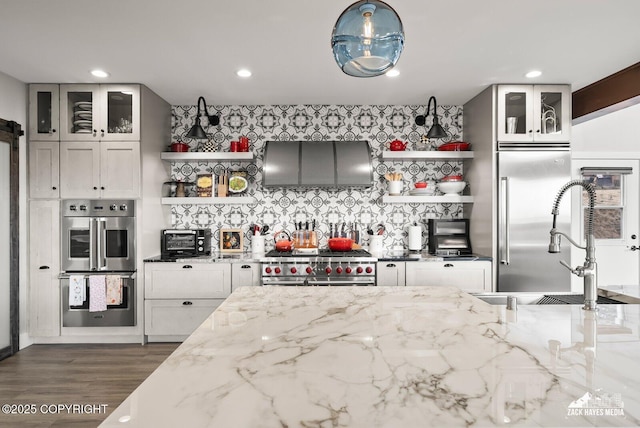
[548, 180, 598, 311]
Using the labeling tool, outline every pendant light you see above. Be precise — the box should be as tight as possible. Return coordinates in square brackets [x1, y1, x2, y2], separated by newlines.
[331, 0, 404, 77]
[186, 96, 220, 139]
[415, 96, 448, 139]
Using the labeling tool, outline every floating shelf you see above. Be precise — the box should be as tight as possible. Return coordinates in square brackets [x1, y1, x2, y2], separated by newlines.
[381, 151, 473, 161]
[382, 195, 474, 204]
[161, 152, 254, 162]
[161, 196, 255, 205]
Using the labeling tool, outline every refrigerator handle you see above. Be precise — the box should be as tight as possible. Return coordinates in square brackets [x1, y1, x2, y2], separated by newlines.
[500, 177, 510, 265]
[96, 218, 106, 270]
[89, 218, 98, 271]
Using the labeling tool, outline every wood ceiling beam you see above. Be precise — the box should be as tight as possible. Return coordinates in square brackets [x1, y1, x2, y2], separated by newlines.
[572, 61, 640, 120]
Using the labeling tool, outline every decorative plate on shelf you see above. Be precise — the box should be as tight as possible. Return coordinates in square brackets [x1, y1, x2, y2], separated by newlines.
[228, 176, 248, 193]
[438, 141, 470, 151]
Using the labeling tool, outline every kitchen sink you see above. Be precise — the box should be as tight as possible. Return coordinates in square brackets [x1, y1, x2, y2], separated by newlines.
[471, 293, 627, 305]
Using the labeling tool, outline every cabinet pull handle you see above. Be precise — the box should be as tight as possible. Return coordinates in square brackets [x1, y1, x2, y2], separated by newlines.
[444, 263, 454, 268]
[182, 301, 193, 306]
[93, 186, 98, 190]
[93, 129, 97, 137]
[386, 263, 396, 268]
[241, 264, 251, 269]
[100, 186, 105, 190]
[101, 129, 105, 137]
[182, 265, 193, 269]
[39, 265, 50, 270]
[52, 186, 57, 190]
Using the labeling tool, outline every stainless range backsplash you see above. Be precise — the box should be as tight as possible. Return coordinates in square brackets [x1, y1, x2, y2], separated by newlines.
[169, 104, 465, 252]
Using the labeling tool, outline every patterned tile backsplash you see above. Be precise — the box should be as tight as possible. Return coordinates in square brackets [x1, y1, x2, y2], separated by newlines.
[169, 104, 465, 252]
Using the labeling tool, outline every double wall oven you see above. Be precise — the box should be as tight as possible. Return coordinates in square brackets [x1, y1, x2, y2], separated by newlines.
[261, 249, 376, 286]
[60, 199, 136, 327]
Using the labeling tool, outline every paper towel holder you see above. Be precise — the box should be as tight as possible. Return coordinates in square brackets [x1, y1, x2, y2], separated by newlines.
[408, 222, 423, 252]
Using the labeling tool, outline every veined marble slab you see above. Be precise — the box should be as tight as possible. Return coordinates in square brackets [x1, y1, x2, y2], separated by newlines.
[101, 287, 640, 427]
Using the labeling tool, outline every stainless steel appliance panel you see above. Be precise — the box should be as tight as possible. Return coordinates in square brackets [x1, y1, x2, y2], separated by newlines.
[61, 200, 135, 272]
[335, 141, 373, 186]
[61, 274, 135, 327]
[497, 151, 571, 292]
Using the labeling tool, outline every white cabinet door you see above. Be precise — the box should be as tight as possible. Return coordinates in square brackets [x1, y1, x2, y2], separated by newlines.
[59, 142, 100, 198]
[59, 141, 139, 198]
[497, 85, 571, 143]
[376, 261, 405, 286]
[145, 299, 223, 337]
[28, 200, 60, 337]
[61, 84, 141, 142]
[59, 84, 102, 141]
[100, 142, 140, 198]
[28, 84, 60, 141]
[231, 263, 261, 290]
[145, 263, 232, 299]
[405, 261, 491, 292]
[29, 141, 59, 199]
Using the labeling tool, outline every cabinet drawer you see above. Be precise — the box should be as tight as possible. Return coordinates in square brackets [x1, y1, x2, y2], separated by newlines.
[405, 261, 491, 292]
[231, 263, 261, 289]
[145, 263, 231, 298]
[144, 299, 223, 336]
[376, 261, 405, 286]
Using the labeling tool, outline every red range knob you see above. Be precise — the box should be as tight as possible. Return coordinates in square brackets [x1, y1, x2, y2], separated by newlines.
[265, 267, 272, 274]
[365, 266, 373, 274]
[306, 266, 313, 274]
[290, 267, 297, 274]
[274, 267, 282, 274]
[356, 266, 364, 274]
[345, 266, 353, 274]
[325, 266, 332, 274]
[336, 266, 343, 274]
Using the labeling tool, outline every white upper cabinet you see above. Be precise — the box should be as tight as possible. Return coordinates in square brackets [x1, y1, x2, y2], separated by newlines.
[59, 141, 140, 198]
[29, 141, 60, 199]
[59, 84, 140, 141]
[28, 84, 60, 141]
[497, 85, 571, 143]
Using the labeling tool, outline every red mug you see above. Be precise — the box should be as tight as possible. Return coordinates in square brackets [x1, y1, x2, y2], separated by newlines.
[239, 136, 249, 152]
[230, 141, 239, 152]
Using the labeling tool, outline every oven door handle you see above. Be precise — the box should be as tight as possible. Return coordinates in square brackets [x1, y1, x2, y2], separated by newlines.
[89, 218, 98, 271]
[96, 218, 107, 270]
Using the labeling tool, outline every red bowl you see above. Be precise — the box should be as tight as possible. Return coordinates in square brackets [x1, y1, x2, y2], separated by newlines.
[442, 175, 463, 182]
[328, 237, 354, 252]
[438, 141, 470, 151]
[414, 182, 427, 188]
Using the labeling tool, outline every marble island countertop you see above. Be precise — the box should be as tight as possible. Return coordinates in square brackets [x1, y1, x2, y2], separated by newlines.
[101, 287, 640, 427]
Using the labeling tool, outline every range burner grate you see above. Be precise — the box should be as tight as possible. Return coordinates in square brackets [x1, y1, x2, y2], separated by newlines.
[264, 249, 373, 258]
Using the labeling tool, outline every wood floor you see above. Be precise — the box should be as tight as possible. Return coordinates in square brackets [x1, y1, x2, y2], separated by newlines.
[0, 343, 179, 428]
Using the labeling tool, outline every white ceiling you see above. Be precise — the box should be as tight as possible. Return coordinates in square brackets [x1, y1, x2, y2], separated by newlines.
[1, 0, 640, 107]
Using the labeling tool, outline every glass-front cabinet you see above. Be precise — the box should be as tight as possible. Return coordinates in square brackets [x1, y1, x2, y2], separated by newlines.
[28, 84, 60, 141]
[59, 84, 140, 141]
[497, 85, 571, 143]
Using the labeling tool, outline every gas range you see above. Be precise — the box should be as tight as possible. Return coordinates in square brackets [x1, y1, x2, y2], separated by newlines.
[260, 249, 376, 286]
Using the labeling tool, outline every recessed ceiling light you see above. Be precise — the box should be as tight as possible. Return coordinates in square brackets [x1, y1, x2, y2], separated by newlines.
[90, 69, 110, 78]
[386, 69, 400, 77]
[237, 69, 252, 78]
[525, 70, 542, 78]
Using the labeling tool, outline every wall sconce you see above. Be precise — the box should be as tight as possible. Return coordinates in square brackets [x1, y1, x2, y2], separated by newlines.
[331, 0, 404, 77]
[415, 96, 447, 139]
[186, 96, 220, 139]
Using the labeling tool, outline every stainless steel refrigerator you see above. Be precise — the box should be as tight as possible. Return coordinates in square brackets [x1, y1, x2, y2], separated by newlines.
[497, 150, 571, 292]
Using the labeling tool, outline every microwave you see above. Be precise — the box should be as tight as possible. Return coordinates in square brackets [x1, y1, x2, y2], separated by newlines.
[161, 229, 211, 259]
[427, 219, 472, 256]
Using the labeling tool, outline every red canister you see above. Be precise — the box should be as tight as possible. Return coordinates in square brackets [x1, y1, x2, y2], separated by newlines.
[230, 141, 239, 152]
[239, 136, 249, 152]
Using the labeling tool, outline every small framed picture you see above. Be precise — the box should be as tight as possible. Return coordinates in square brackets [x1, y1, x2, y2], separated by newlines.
[220, 229, 243, 253]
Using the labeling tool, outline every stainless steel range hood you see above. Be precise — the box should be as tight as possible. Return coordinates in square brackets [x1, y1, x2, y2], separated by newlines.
[263, 141, 373, 188]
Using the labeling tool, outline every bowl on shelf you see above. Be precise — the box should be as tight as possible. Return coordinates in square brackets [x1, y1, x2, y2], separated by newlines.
[441, 175, 463, 182]
[438, 141, 470, 151]
[414, 182, 427, 188]
[437, 181, 466, 195]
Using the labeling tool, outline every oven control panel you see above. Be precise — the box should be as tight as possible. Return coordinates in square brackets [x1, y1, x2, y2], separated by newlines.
[261, 262, 375, 277]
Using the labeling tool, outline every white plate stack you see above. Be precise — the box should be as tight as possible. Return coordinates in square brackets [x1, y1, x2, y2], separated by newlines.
[408, 187, 435, 196]
[73, 101, 92, 134]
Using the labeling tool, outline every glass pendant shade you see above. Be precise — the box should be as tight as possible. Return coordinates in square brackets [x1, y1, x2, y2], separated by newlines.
[331, 0, 404, 77]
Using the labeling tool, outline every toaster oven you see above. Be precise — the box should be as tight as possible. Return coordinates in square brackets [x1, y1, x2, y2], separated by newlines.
[161, 229, 211, 259]
[427, 219, 472, 256]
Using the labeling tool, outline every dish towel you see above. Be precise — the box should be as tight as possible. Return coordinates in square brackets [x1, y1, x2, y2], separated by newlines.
[106, 275, 123, 305]
[69, 275, 85, 306]
[89, 275, 107, 312]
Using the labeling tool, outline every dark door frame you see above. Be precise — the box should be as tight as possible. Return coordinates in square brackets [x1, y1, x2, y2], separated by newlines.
[0, 118, 22, 361]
